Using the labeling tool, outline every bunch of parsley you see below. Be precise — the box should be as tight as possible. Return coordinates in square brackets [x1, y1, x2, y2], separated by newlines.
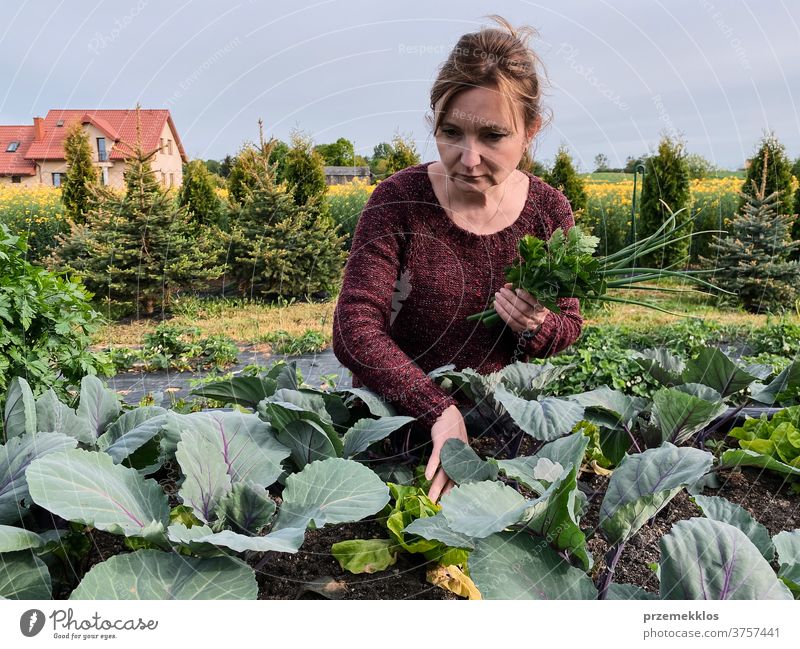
[467, 210, 728, 327]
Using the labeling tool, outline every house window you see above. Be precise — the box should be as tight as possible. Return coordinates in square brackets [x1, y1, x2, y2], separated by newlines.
[101, 167, 109, 186]
[160, 138, 165, 153]
[161, 172, 166, 184]
[11, 176, 21, 184]
[97, 137, 107, 162]
[56, 120, 64, 127]
[52, 172, 64, 187]
[169, 173, 174, 187]
[6, 141, 19, 152]
[167, 139, 173, 155]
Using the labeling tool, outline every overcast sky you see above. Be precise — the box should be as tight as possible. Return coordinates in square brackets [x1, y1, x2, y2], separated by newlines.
[1, 0, 797, 170]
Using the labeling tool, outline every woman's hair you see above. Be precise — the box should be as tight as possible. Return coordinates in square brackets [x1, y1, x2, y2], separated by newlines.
[426, 15, 550, 170]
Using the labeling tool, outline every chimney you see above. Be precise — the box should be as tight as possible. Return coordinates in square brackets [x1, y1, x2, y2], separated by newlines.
[33, 117, 44, 141]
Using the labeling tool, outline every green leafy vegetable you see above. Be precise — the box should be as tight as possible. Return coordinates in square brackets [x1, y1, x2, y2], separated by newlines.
[727, 406, 800, 475]
[467, 213, 729, 326]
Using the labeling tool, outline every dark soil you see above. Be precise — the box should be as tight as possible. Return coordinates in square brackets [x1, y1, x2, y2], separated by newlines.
[48, 428, 799, 600]
[471, 427, 800, 596]
[580, 467, 800, 594]
[51, 527, 131, 599]
[249, 519, 455, 600]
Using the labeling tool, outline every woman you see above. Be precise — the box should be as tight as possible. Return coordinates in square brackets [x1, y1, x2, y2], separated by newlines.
[332, 16, 583, 502]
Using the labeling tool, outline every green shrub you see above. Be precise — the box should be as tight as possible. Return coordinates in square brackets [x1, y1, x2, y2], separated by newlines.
[180, 159, 224, 227]
[639, 135, 691, 268]
[282, 130, 327, 206]
[545, 146, 587, 215]
[260, 329, 327, 355]
[580, 192, 629, 258]
[384, 133, 420, 176]
[0, 224, 112, 413]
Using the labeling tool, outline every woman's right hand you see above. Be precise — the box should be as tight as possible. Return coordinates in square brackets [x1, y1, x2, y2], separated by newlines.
[425, 404, 469, 504]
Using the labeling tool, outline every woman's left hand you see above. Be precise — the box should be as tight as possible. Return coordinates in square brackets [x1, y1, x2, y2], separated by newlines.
[493, 283, 549, 334]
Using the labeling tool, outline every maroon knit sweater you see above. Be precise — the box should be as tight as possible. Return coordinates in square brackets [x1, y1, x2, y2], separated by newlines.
[332, 161, 583, 430]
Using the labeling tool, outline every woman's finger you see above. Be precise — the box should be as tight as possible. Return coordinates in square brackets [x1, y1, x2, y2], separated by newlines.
[502, 287, 540, 316]
[441, 478, 455, 498]
[513, 287, 542, 313]
[495, 292, 530, 331]
[428, 466, 449, 503]
[425, 445, 441, 481]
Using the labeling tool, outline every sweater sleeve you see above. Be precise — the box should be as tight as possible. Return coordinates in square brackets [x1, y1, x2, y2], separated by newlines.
[332, 178, 458, 430]
[522, 189, 584, 359]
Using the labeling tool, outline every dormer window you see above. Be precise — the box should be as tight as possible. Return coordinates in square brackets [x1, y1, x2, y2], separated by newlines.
[97, 137, 107, 162]
[5, 141, 19, 152]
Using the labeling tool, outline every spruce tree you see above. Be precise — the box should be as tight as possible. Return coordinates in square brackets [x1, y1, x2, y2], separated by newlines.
[180, 159, 223, 226]
[544, 146, 587, 214]
[639, 135, 691, 269]
[53, 112, 223, 317]
[226, 124, 346, 299]
[741, 132, 793, 217]
[702, 150, 800, 313]
[62, 122, 98, 223]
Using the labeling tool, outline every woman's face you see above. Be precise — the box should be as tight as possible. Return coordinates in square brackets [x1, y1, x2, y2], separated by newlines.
[434, 84, 538, 194]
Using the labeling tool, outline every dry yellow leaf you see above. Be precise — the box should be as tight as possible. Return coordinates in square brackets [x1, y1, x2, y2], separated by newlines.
[426, 564, 482, 600]
[582, 460, 613, 476]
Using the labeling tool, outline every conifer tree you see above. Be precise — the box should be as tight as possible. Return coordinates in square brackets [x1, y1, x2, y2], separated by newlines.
[385, 133, 420, 176]
[180, 159, 223, 226]
[741, 132, 793, 217]
[639, 135, 691, 268]
[544, 146, 587, 214]
[226, 122, 346, 299]
[52, 110, 223, 317]
[62, 122, 98, 223]
[702, 149, 800, 313]
[282, 130, 327, 206]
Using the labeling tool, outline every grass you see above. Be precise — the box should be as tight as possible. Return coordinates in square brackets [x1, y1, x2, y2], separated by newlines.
[90, 279, 798, 353]
[587, 276, 799, 328]
[91, 296, 336, 349]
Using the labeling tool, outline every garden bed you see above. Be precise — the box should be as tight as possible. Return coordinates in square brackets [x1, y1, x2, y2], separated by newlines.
[45, 432, 799, 601]
[5, 349, 800, 602]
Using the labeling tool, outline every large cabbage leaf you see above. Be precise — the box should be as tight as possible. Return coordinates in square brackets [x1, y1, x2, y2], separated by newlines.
[659, 518, 792, 600]
[70, 549, 257, 599]
[26, 448, 170, 540]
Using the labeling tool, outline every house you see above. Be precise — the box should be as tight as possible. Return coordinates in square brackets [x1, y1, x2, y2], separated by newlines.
[0, 109, 187, 189]
[323, 165, 373, 185]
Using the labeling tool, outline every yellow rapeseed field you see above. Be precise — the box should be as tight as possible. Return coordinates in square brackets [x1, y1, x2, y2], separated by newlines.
[326, 177, 376, 197]
[0, 185, 64, 226]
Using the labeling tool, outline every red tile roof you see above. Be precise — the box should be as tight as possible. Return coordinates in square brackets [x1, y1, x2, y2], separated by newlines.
[0, 125, 37, 176]
[23, 109, 187, 162]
